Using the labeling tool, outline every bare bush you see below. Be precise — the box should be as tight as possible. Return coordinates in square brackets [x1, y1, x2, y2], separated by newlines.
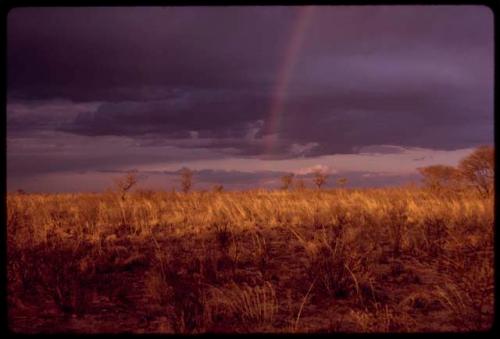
[281, 173, 295, 190]
[417, 165, 462, 194]
[312, 169, 328, 190]
[212, 184, 224, 193]
[336, 177, 348, 189]
[458, 145, 494, 196]
[180, 167, 193, 193]
[114, 171, 138, 200]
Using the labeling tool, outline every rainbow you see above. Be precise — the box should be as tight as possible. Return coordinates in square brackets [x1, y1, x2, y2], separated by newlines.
[264, 6, 316, 155]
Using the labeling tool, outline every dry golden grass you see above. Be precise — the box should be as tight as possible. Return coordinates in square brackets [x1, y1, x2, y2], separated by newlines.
[7, 187, 494, 333]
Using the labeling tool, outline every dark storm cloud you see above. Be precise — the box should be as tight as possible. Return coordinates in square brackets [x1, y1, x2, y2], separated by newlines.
[7, 100, 102, 136]
[59, 89, 269, 138]
[6, 132, 231, 177]
[8, 7, 293, 101]
[7, 6, 493, 161]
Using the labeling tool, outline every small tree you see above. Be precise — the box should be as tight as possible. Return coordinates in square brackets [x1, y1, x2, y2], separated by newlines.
[458, 145, 494, 196]
[281, 173, 295, 190]
[115, 171, 138, 200]
[180, 167, 193, 193]
[313, 169, 327, 190]
[417, 165, 461, 194]
[336, 177, 348, 189]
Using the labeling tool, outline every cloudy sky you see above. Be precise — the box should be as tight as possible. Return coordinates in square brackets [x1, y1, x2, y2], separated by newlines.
[7, 6, 493, 192]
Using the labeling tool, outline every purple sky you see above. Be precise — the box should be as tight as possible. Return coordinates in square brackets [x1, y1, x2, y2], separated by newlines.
[7, 6, 493, 192]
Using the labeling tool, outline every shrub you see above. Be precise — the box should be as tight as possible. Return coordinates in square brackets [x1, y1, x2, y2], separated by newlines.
[458, 145, 494, 196]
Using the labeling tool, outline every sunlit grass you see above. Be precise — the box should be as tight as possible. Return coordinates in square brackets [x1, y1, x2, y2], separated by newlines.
[7, 187, 494, 333]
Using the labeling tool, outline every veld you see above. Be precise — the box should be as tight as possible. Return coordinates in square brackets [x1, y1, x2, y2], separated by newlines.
[7, 186, 494, 333]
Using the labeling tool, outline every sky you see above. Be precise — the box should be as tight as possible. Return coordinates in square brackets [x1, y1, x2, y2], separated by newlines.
[7, 5, 494, 192]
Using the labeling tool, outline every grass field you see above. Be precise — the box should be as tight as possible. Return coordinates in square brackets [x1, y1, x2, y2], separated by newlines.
[7, 187, 494, 333]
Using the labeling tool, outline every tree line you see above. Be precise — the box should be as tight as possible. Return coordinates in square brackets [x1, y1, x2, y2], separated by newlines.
[417, 145, 494, 196]
[87, 145, 495, 197]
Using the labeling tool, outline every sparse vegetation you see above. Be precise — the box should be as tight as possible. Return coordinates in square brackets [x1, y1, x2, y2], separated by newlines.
[213, 184, 224, 193]
[458, 145, 494, 196]
[336, 177, 348, 189]
[417, 145, 494, 197]
[180, 167, 193, 193]
[418, 165, 461, 194]
[295, 178, 306, 191]
[312, 169, 327, 189]
[114, 171, 139, 201]
[281, 173, 295, 190]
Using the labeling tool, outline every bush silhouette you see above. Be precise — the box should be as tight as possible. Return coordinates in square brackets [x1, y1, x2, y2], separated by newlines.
[180, 167, 193, 193]
[312, 169, 327, 189]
